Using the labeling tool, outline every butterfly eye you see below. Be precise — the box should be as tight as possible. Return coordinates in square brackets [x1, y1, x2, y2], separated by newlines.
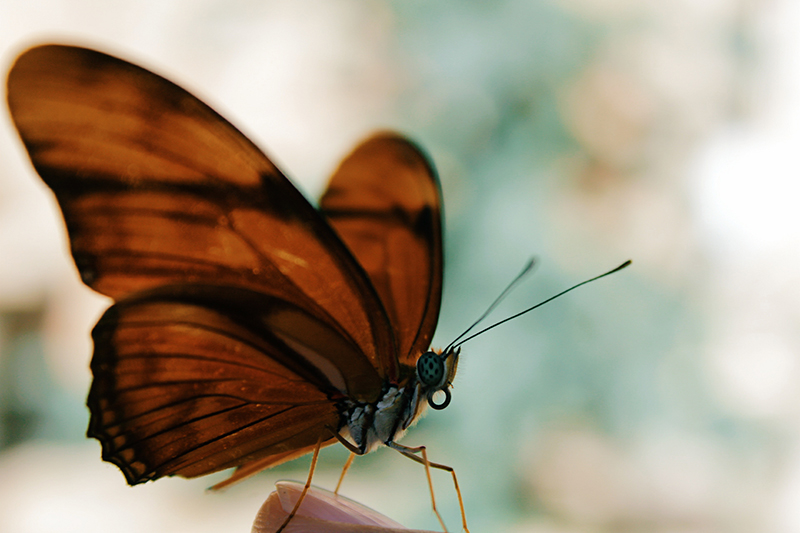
[416, 351, 445, 388]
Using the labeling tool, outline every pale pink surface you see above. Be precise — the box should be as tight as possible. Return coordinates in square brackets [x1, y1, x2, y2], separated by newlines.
[252, 482, 438, 533]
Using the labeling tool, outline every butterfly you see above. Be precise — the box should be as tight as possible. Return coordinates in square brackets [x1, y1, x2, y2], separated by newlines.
[7, 44, 467, 530]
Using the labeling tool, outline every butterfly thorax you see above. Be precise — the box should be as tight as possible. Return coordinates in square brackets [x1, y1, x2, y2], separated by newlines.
[340, 347, 459, 454]
[340, 378, 424, 454]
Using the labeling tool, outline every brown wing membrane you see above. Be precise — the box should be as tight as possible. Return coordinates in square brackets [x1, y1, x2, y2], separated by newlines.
[6, 44, 398, 391]
[321, 134, 443, 368]
[87, 287, 347, 484]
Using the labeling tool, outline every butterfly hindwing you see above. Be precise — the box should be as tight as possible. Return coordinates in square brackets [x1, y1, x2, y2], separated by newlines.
[88, 287, 345, 484]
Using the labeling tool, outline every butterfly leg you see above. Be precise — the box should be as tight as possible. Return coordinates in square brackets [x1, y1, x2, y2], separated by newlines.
[275, 436, 323, 533]
[327, 426, 364, 495]
[334, 452, 356, 495]
[386, 441, 470, 533]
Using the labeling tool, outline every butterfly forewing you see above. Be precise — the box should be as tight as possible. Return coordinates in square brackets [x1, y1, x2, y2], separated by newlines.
[321, 135, 443, 367]
[6, 44, 399, 389]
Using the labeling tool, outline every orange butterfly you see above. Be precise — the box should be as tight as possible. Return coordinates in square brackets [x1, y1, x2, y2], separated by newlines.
[8, 44, 466, 531]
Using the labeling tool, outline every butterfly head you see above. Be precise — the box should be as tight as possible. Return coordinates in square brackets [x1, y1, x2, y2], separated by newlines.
[416, 347, 460, 410]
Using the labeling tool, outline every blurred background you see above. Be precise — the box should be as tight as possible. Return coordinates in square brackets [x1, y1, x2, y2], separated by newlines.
[1, 0, 798, 532]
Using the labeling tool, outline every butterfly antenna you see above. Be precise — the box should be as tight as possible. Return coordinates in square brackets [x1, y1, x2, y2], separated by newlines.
[452, 260, 631, 349]
[444, 258, 537, 354]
